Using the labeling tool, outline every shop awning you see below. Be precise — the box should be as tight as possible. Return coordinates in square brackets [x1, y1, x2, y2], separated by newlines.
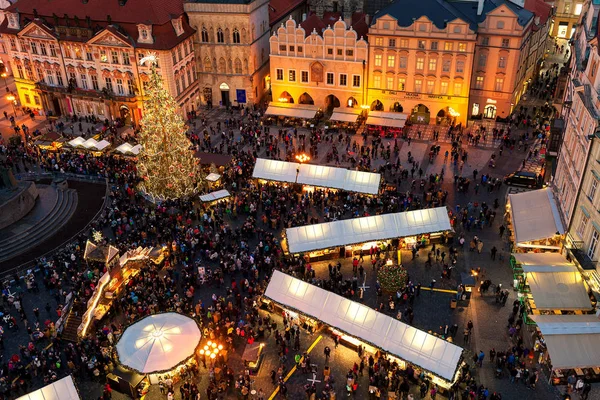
[252, 158, 381, 195]
[16, 375, 80, 400]
[508, 189, 565, 244]
[512, 253, 573, 267]
[366, 116, 406, 128]
[205, 173, 221, 182]
[525, 266, 592, 310]
[265, 270, 463, 382]
[530, 315, 600, 369]
[286, 207, 451, 254]
[200, 189, 231, 202]
[265, 102, 318, 119]
[330, 110, 360, 123]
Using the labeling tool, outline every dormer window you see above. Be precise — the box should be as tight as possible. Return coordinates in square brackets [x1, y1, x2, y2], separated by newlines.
[7, 13, 20, 30]
[137, 24, 153, 44]
[172, 17, 184, 37]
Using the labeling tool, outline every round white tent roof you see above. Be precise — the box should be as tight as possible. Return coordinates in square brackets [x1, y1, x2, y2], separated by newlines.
[116, 313, 201, 374]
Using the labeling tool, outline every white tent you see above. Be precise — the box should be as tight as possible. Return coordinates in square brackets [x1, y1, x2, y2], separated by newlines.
[286, 207, 451, 254]
[525, 266, 592, 310]
[17, 375, 80, 400]
[68, 137, 86, 148]
[205, 173, 221, 182]
[508, 189, 565, 245]
[366, 111, 408, 128]
[265, 271, 463, 381]
[252, 158, 381, 195]
[115, 143, 142, 155]
[92, 139, 111, 151]
[531, 315, 600, 370]
[116, 313, 201, 374]
[200, 189, 231, 202]
[265, 102, 319, 119]
[329, 108, 361, 123]
[512, 253, 573, 267]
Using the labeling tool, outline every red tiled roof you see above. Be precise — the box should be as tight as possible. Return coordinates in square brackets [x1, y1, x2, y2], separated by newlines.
[300, 11, 368, 39]
[269, 0, 307, 27]
[524, 0, 552, 26]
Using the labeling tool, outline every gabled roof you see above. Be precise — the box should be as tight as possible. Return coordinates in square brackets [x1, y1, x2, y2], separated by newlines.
[300, 11, 368, 39]
[450, 0, 533, 27]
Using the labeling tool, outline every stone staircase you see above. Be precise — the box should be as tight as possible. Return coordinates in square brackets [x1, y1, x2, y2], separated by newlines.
[0, 188, 78, 264]
[61, 302, 82, 342]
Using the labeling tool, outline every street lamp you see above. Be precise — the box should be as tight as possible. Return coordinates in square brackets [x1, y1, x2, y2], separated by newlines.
[1, 72, 7, 92]
[6, 93, 17, 117]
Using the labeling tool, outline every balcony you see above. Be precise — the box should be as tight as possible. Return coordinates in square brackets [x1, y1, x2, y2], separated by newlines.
[569, 240, 599, 270]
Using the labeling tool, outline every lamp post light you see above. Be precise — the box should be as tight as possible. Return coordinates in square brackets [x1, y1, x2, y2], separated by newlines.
[1, 72, 7, 92]
[6, 93, 17, 117]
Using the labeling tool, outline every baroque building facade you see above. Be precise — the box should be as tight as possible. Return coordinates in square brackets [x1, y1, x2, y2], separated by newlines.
[0, 0, 199, 124]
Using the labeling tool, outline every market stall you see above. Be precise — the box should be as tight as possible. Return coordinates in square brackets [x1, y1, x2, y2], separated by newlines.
[115, 313, 202, 383]
[32, 131, 67, 153]
[200, 189, 231, 203]
[327, 107, 362, 133]
[264, 271, 463, 388]
[252, 158, 381, 195]
[366, 111, 408, 138]
[114, 143, 142, 156]
[530, 314, 600, 384]
[284, 207, 451, 258]
[506, 189, 565, 251]
[510, 252, 574, 286]
[106, 364, 148, 398]
[16, 375, 80, 400]
[68, 137, 111, 153]
[264, 102, 320, 127]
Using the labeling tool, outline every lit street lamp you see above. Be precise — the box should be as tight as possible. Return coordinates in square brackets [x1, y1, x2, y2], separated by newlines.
[6, 93, 17, 117]
[1, 72, 7, 92]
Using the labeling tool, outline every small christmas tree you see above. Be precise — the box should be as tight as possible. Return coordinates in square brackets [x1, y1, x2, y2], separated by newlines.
[137, 54, 199, 201]
[378, 263, 408, 293]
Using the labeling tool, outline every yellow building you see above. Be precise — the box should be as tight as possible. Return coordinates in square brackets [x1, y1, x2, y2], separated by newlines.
[550, 0, 585, 38]
[269, 14, 368, 110]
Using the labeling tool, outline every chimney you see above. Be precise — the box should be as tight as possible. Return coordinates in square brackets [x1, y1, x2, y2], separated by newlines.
[477, 0, 485, 16]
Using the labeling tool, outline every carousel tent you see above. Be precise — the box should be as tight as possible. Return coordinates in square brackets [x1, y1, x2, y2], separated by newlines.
[524, 265, 592, 310]
[252, 158, 381, 195]
[116, 313, 201, 374]
[17, 375, 80, 400]
[508, 189, 564, 245]
[286, 207, 451, 254]
[265, 271, 463, 381]
[512, 253, 573, 267]
[265, 102, 319, 119]
[530, 315, 600, 369]
[199, 189, 231, 202]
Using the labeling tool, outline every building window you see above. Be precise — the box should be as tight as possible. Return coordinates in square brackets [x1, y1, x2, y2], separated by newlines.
[456, 60, 464, 73]
[175, 78, 181, 95]
[501, 39, 509, 47]
[590, 178, 598, 200]
[105, 77, 113, 92]
[327, 48, 333, 55]
[279, 45, 286, 51]
[56, 73, 63, 86]
[495, 77, 504, 91]
[40, 43, 47, 56]
[414, 79, 422, 92]
[30, 42, 38, 54]
[25, 66, 34, 80]
[575, 3, 583, 15]
[233, 28, 240, 43]
[428, 59, 437, 71]
[116, 78, 124, 95]
[442, 60, 451, 73]
[276, 68, 283, 80]
[352, 75, 360, 87]
[91, 75, 99, 90]
[9, 38, 16, 51]
[297, 46, 303, 53]
[204, 57, 212, 72]
[327, 72, 334, 85]
[112, 51, 119, 64]
[374, 37, 383, 46]
[127, 79, 135, 95]
[346, 49, 353, 56]
[172, 51, 177, 65]
[301, 71, 309, 83]
[458, 43, 466, 52]
[578, 213, 589, 238]
[497, 21, 505, 29]
[24, 94, 31, 104]
[46, 70, 54, 85]
[388, 39, 396, 47]
[398, 78, 406, 91]
[478, 54, 487, 67]
[426, 80, 434, 94]
[289, 70, 296, 82]
[399, 57, 407, 69]
[482, 37, 489, 46]
[387, 55, 395, 68]
[431, 41, 438, 50]
[340, 74, 347, 86]
[100, 50, 108, 63]
[589, 230, 599, 259]
[440, 81, 448, 94]
[235, 59, 242, 74]
[453, 82, 462, 95]
[444, 42, 452, 51]
[289, 46, 295, 52]
[123, 53, 130, 65]
[81, 74, 88, 89]
[34, 96, 40, 105]
[217, 28, 224, 43]
[373, 75, 381, 88]
[475, 76, 484, 89]
[337, 49, 343, 56]
[86, 51, 93, 61]
[498, 57, 506, 68]
[201, 28, 209, 42]
[375, 54, 382, 67]
[453, 26, 462, 33]
[15, 65, 23, 79]
[400, 39, 408, 48]
[386, 76, 394, 89]
[418, 40, 426, 49]
[416, 57, 424, 70]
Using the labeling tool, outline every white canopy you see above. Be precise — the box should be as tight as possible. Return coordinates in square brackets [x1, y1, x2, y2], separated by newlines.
[508, 189, 565, 245]
[369, 111, 408, 120]
[286, 207, 451, 254]
[366, 116, 406, 128]
[116, 313, 201, 374]
[512, 253, 573, 267]
[265, 271, 463, 381]
[68, 137, 111, 151]
[68, 137, 86, 147]
[200, 189, 231, 202]
[17, 375, 80, 400]
[330, 108, 360, 123]
[265, 102, 318, 119]
[525, 266, 592, 310]
[531, 315, 600, 369]
[205, 173, 221, 182]
[115, 143, 142, 155]
[252, 158, 381, 195]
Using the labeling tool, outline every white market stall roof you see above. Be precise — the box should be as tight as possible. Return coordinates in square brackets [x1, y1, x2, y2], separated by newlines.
[115, 143, 142, 155]
[16, 375, 80, 400]
[116, 313, 201, 374]
[200, 189, 231, 202]
[330, 107, 361, 123]
[205, 173, 221, 182]
[265, 102, 319, 119]
[366, 111, 408, 128]
[508, 189, 565, 245]
[265, 271, 463, 381]
[512, 253, 573, 267]
[525, 266, 592, 310]
[286, 207, 451, 254]
[530, 315, 600, 370]
[68, 137, 111, 151]
[252, 158, 381, 195]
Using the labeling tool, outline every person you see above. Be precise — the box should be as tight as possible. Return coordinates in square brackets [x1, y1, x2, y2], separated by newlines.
[582, 382, 592, 400]
[491, 246, 497, 260]
[463, 328, 470, 344]
[323, 346, 331, 362]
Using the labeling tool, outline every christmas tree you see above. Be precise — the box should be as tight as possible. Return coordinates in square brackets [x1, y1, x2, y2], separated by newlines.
[137, 55, 200, 201]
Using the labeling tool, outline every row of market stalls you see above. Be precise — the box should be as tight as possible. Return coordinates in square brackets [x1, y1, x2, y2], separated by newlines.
[252, 158, 381, 195]
[265, 270, 464, 388]
[284, 207, 452, 260]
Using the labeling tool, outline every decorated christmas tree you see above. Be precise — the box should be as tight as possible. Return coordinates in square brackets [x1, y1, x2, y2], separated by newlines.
[137, 54, 200, 201]
[378, 263, 408, 293]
